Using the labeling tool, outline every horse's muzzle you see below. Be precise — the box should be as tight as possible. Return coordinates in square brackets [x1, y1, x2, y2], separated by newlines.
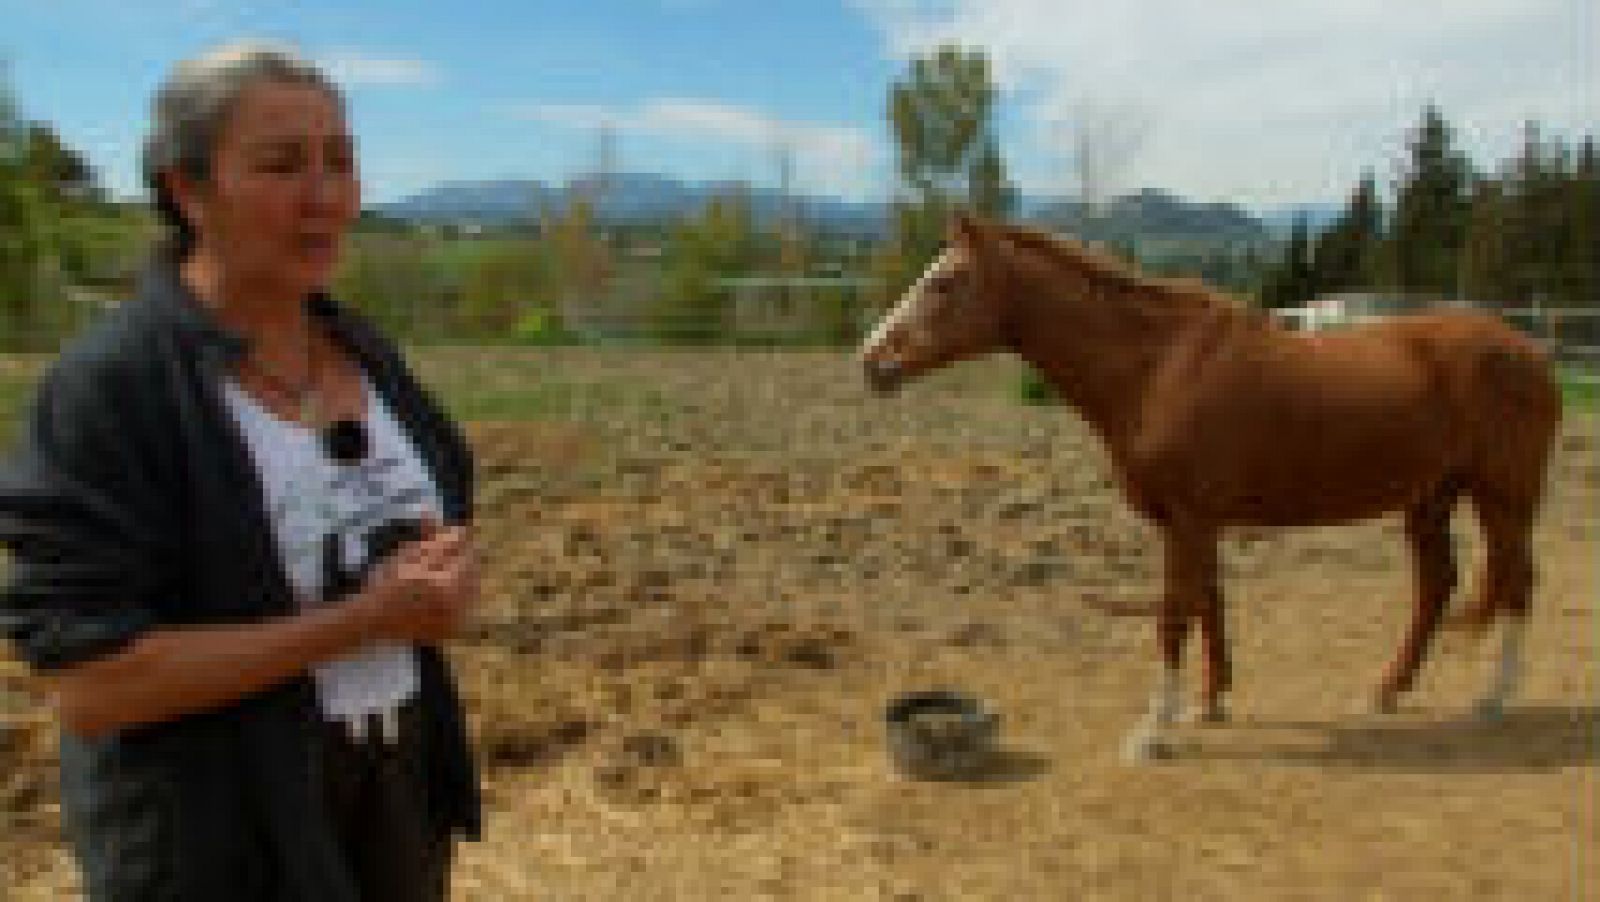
[864, 358, 904, 394]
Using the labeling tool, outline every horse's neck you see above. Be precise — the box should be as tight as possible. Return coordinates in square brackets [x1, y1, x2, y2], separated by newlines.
[1009, 278, 1217, 442]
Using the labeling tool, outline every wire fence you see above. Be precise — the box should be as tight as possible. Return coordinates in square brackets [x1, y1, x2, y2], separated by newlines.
[7, 281, 1600, 385]
[0, 274, 890, 353]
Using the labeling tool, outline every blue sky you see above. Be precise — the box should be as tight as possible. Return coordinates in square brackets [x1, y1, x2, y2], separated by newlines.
[2, 0, 1593, 210]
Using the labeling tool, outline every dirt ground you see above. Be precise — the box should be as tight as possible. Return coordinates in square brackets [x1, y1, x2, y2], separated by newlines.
[3, 348, 1596, 900]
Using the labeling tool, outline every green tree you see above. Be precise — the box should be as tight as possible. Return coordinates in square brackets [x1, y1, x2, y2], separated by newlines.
[541, 195, 613, 329]
[1260, 216, 1316, 309]
[885, 43, 1015, 289]
[1310, 171, 1382, 294]
[967, 138, 1015, 218]
[1563, 136, 1599, 308]
[1458, 177, 1513, 304]
[889, 44, 1009, 210]
[1500, 123, 1565, 306]
[1379, 103, 1474, 296]
[655, 191, 757, 344]
[1, 68, 49, 349]
[456, 237, 554, 338]
[334, 233, 442, 340]
[22, 123, 99, 205]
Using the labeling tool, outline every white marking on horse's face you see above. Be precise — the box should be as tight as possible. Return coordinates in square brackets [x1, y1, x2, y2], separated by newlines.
[859, 246, 965, 372]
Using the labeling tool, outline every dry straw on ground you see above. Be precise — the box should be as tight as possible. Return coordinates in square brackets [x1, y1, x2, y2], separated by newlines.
[3, 348, 1595, 900]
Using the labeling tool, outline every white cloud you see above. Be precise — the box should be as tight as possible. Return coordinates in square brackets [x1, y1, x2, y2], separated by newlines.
[510, 98, 885, 199]
[317, 50, 440, 88]
[851, 0, 1595, 207]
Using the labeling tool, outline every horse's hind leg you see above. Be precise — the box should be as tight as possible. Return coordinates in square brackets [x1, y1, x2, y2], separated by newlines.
[1374, 481, 1461, 713]
[1449, 340, 1557, 721]
[1463, 496, 1537, 722]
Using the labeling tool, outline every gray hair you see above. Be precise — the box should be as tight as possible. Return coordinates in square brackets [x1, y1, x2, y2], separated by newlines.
[141, 40, 344, 257]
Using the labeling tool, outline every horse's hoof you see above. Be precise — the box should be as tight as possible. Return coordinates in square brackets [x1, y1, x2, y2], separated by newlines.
[1121, 730, 1175, 763]
[1182, 701, 1229, 725]
[1372, 691, 1401, 715]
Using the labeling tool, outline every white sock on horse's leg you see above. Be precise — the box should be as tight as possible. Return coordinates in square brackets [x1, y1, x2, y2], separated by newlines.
[1123, 666, 1182, 761]
[1475, 616, 1526, 722]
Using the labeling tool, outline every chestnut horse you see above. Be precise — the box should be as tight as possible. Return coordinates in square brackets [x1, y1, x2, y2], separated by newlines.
[860, 212, 1561, 760]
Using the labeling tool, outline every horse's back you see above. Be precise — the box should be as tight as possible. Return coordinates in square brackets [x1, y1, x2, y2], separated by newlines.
[1281, 309, 1560, 503]
[1393, 310, 1562, 498]
[1380, 310, 1559, 427]
[1127, 309, 1559, 525]
[1274, 309, 1556, 413]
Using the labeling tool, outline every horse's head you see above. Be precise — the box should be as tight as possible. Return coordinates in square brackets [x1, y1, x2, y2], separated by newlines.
[859, 211, 1012, 394]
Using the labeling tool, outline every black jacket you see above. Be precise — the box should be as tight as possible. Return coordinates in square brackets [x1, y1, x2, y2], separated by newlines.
[0, 257, 482, 900]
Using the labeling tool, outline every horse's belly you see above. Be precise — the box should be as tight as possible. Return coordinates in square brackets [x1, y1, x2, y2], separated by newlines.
[1217, 424, 1450, 525]
[1218, 480, 1428, 527]
[1153, 391, 1455, 526]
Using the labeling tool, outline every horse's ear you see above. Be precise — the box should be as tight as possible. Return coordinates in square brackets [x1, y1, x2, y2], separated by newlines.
[948, 209, 984, 249]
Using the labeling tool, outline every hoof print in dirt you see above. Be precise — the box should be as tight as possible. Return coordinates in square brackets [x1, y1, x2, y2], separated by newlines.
[947, 620, 1007, 649]
[593, 731, 682, 804]
[619, 730, 682, 767]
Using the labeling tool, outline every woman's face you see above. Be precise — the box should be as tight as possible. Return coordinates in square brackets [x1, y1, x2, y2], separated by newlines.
[170, 80, 359, 297]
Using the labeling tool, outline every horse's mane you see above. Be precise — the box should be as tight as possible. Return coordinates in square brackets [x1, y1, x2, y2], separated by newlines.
[992, 221, 1237, 314]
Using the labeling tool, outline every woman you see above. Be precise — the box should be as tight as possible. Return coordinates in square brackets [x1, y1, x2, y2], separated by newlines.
[0, 42, 482, 900]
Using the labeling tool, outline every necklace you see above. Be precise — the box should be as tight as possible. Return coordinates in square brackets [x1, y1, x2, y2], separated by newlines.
[238, 320, 370, 464]
[239, 316, 323, 427]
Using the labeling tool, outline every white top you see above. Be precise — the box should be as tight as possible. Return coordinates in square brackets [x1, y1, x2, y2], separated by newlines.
[219, 370, 443, 742]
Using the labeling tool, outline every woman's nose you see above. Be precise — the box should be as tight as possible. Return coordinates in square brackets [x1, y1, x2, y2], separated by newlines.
[303, 166, 353, 205]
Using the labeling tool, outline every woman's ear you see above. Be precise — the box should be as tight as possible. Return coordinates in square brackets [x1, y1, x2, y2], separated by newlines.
[161, 167, 206, 233]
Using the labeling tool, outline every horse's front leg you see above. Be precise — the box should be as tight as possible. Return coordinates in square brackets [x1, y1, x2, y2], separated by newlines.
[1123, 524, 1219, 761]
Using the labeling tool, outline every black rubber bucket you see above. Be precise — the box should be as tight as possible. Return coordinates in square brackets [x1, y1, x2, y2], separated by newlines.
[883, 689, 998, 780]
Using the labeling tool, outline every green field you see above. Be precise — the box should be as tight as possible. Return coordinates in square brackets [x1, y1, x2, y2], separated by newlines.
[1, 350, 1595, 454]
[1559, 367, 1600, 407]
[0, 349, 676, 448]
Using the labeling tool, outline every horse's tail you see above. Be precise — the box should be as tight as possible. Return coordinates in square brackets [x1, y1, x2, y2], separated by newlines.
[1442, 320, 1560, 642]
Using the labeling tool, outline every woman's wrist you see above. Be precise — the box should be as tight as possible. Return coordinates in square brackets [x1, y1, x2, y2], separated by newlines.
[332, 584, 389, 650]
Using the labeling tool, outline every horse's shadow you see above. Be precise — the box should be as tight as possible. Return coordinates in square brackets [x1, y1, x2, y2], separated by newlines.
[1190, 703, 1599, 774]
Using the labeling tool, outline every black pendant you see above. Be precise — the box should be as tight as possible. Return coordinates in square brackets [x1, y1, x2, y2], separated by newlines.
[322, 418, 369, 464]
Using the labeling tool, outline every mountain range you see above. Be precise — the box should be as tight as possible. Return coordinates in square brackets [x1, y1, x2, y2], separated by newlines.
[378, 173, 1335, 243]
[379, 172, 885, 234]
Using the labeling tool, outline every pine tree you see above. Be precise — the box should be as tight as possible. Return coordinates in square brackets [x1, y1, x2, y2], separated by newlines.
[1458, 177, 1512, 304]
[1261, 216, 1315, 309]
[1564, 136, 1599, 309]
[1380, 104, 1474, 297]
[1310, 171, 1381, 293]
[1501, 122, 1568, 306]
